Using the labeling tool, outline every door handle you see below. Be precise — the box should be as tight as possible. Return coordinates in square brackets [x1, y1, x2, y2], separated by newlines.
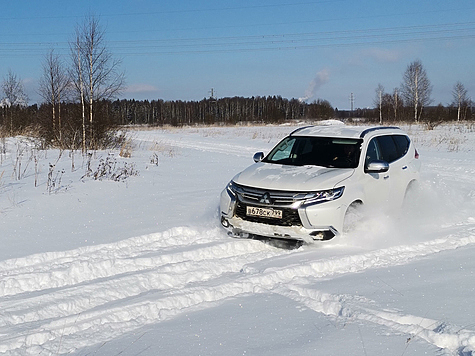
[402, 166, 408, 170]
[383, 175, 389, 180]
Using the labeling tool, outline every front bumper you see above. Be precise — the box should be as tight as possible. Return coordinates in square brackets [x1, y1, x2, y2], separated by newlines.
[220, 187, 345, 242]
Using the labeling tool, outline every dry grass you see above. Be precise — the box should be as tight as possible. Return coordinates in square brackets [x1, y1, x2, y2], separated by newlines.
[404, 121, 474, 152]
[149, 140, 178, 157]
[119, 139, 134, 158]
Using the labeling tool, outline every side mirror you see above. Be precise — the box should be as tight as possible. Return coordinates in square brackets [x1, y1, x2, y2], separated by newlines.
[253, 152, 265, 162]
[365, 160, 389, 173]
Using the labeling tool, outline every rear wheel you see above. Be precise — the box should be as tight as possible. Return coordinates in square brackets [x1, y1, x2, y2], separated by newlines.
[403, 180, 420, 208]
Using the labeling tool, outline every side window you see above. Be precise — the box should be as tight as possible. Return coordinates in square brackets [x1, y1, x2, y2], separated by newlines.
[365, 138, 380, 166]
[376, 135, 398, 163]
[393, 135, 410, 157]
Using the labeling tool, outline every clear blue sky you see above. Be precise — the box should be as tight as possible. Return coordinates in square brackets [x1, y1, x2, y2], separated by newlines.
[1, 0, 474, 110]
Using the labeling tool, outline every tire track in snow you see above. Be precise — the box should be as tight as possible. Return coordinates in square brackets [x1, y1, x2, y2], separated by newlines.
[0, 227, 245, 297]
[1, 226, 475, 354]
[276, 284, 475, 355]
[135, 134, 263, 157]
[0, 226, 219, 276]
[0, 227, 293, 354]
[0, 238, 289, 327]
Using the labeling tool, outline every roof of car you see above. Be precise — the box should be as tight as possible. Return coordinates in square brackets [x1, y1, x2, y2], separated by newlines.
[290, 123, 404, 139]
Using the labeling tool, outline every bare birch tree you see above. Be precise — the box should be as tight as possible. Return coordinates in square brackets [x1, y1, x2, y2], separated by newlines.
[70, 32, 86, 152]
[400, 60, 432, 122]
[38, 49, 70, 145]
[1, 70, 28, 136]
[70, 14, 125, 151]
[373, 84, 384, 124]
[390, 88, 401, 121]
[452, 82, 468, 121]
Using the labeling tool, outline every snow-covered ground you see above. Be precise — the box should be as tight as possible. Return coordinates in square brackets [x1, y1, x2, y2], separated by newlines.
[0, 122, 474, 356]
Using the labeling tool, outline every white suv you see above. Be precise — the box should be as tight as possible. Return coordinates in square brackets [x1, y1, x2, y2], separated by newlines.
[220, 124, 420, 242]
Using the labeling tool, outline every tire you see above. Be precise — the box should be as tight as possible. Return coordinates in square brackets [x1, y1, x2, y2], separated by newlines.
[403, 180, 420, 209]
[343, 201, 363, 233]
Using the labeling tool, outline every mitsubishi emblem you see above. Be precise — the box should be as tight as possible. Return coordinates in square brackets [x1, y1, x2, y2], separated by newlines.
[259, 192, 272, 205]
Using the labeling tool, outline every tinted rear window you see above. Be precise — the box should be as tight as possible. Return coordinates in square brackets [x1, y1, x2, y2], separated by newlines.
[393, 135, 410, 157]
[377, 135, 399, 163]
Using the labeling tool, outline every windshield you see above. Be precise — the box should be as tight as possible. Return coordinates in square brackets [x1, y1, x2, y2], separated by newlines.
[263, 136, 362, 168]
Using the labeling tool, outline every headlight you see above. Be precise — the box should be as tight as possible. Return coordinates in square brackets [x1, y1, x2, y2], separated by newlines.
[226, 181, 237, 196]
[292, 187, 345, 207]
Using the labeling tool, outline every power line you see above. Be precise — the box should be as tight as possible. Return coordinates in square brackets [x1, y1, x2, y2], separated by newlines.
[0, 1, 344, 21]
[1, 35, 474, 58]
[0, 6, 473, 38]
[0, 21, 473, 57]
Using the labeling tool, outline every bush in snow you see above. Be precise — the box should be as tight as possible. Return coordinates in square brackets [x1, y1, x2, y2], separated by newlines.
[82, 153, 139, 182]
[46, 163, 66, 194]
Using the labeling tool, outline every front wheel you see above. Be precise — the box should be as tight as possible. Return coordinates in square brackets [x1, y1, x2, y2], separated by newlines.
[343, 202, 363, 233]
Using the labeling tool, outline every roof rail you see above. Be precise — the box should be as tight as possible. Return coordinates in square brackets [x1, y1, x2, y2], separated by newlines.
[359, 126, 400, 138]
[289, 126, 313, 136]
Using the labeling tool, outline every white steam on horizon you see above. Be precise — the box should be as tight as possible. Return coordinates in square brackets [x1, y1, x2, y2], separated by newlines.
[299, 69, 329, 102]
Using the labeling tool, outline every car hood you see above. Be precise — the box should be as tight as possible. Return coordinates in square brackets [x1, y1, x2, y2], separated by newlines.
[232, 162, 354, 191]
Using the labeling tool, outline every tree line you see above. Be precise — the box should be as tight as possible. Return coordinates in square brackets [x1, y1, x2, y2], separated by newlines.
[2, 93, 471, 147]
[0, 96, 334, 147]
[111, 96, 334, 126]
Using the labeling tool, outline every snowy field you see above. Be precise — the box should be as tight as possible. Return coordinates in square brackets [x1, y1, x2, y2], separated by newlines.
[0, 121, 474, 355]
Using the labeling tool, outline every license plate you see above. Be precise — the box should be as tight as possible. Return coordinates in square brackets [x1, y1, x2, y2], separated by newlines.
[246, 206, 282, 219]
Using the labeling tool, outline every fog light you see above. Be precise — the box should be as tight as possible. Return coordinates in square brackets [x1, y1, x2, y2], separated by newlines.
[221, 217, 229, 228]
[310, 230, 336, 241]
[310, 231, 325, 240]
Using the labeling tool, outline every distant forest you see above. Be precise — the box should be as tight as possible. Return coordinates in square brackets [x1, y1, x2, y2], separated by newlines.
[1, 95, 472, 149]
[1, 96, 335, 146]
[110, 96, 336, 126]
[85, 96, 473, 126]
[4, 95, 471, 128]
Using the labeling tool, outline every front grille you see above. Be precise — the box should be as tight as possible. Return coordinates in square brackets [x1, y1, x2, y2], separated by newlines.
[235, 201, 302, 227]
[234, 184, 298, 206]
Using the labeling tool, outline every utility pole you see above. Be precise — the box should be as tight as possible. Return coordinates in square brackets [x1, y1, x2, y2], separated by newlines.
[349, 93, 355, 117]
[209, 88, 217, 124]
[470, 97, 473, 120]
[378, 89, 383, 124]
[209, 88, 216, 100]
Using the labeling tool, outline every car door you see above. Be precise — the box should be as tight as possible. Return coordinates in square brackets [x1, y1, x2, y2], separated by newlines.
[376, 135, 408, 208]
[361, 137, 391, 206]
[388, 135, 412, 206]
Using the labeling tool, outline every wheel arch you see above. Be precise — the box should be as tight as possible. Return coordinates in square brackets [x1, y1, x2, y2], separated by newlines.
[342, 199, 364, 233]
